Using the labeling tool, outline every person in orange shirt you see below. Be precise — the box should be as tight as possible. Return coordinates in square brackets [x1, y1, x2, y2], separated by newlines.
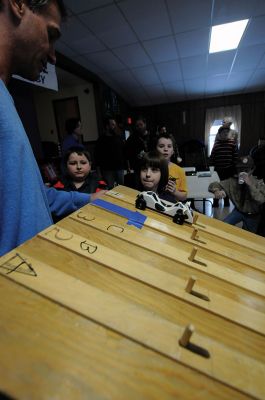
[155, 133, 187, 203]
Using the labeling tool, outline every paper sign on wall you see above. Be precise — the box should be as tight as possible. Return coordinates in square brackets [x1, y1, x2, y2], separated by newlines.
[13, 63, 58, 91]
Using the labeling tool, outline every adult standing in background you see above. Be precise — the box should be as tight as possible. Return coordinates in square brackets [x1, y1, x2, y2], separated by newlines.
[124, 116, 153, 188]
[125, 116, 152, 172]
[0, 0, 104, 256]
[215, 116, 239, 143]
[210, 117, 239, 207]
[61, 117, 84, 154]
[94, 116, 125, 189]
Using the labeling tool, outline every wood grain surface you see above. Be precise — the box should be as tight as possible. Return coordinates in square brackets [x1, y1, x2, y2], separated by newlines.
[0, 186, 264, 400]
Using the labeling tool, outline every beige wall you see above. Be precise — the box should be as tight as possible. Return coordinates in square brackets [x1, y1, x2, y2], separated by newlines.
[34, 82, 98, 144]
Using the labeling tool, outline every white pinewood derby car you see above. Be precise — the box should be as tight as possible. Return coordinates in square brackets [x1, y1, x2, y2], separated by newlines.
[135, 191, 193, 225]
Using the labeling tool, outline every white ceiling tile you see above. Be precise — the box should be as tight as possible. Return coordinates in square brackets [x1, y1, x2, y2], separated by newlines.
[79, 4, 137, 48]
[75, 56, 104, 75]
[241, 16, 265, 48]
[207, 51, 236, 75]
[57, 0, 265, 105]
[206, 74, 227, 92]
[108, 70, 141, 89]
[184, 78, 206, 94]
[257, 53, 265, 69]
[67, 34, 106, 55]
[156, 60, 182, 83]
[85, 51, 126, 72]
[143, 36, 178, 63]
[163, 81, 186, 101]
[232, 44, 265, 73]
[131, 65, 161, 86]
[181, 55, 208, 79]
[55, 40, 77, 57]
[246, 68, 265, 86]
[176, 28, 210, 58]
[144, 84, 165, 95]
[119, 0, 172, 40]
[168, 0, 212, 34]
[213, 0, 265, 25]
[224, 70, 253, 91]
[112, 43, 151, 68]
[61, 16, 90, 43]
[144, 84, 168, 104]
[64, 0, 114, 14]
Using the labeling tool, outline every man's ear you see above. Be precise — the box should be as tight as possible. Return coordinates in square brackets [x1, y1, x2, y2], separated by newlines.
[9, 0, 26, 20]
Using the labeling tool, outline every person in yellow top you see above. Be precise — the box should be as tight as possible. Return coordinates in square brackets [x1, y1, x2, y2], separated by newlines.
[155, 132, 187, 202]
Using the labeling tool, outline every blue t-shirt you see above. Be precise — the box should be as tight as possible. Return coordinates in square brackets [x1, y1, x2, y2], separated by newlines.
[61, 135, 84, 154]
[0, 80, 90, 256]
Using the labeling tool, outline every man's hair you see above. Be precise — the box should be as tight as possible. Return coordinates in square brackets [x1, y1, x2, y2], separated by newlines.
[0, 0, 67, 18]
[0, 1, 67, 17]
[139, 150, 169, 192]
[30, 0, 67, 16]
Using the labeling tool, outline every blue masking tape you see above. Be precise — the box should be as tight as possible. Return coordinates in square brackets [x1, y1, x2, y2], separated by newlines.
[92, 198, 147, 229]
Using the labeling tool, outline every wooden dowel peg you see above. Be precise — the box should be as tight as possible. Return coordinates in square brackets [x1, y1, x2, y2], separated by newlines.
[185, 276, 196, 293]
[192, 214, 206, 228]
[179, 324, 194, 347]
[189, 247, 198, 262]
[188, 246, 207, 267]
[185, 276, 210, 301]
[190, 228, 206, 244]
[179, 324, 210, 358]
[192, 214, 198, 225]
[191, 228, 198, 240]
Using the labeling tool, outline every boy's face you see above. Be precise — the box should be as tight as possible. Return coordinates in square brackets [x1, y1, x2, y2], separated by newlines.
[140, 166, 161, 192]
[156, 138, 174, 161]
[67, 152, 91, 181]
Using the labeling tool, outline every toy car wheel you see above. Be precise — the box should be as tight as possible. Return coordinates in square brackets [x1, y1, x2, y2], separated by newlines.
[173, 210, 185, 225]
[135, 197, 146, 210]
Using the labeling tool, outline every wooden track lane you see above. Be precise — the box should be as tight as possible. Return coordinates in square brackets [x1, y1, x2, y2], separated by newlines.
[1, 278, 253, 400]
[63, 207, 265, 313]
[88, 198, 265, 274]
[34, 223, 265, 334]
[60, 209, 265, 316]
[19, 234, 265, 364]
[0, 250, 264, 399]
[113, 185, 265, 248]
[104, 189, 265, 270]
[79, 200, 265, 297]
[76, 202, 265, 285]
[109, 186, 265, 257]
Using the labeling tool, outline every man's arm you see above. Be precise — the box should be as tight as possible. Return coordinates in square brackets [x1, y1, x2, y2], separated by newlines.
[45, 187, 107, 216]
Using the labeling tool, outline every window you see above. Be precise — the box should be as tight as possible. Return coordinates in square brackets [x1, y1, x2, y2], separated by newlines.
[208, 119, 235, 156]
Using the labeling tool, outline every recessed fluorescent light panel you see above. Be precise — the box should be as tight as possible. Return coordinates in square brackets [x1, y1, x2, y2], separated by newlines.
[209, 19, 248, 53]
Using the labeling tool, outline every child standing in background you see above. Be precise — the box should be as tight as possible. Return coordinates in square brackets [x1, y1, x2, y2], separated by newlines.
[155, 133, 187, 202]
